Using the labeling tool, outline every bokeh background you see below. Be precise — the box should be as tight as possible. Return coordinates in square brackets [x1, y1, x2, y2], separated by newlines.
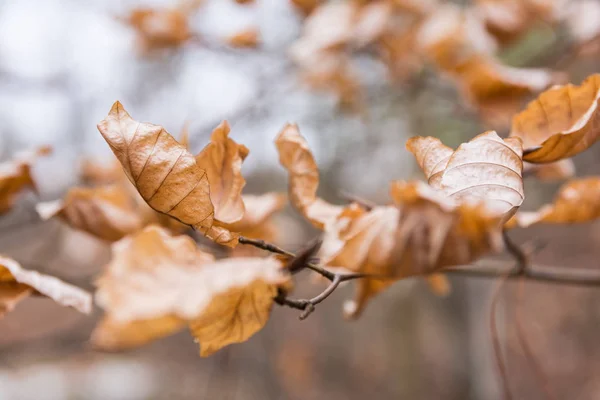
[1, 0, 600, 399]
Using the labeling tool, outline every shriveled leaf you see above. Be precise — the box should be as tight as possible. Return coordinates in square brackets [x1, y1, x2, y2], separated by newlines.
[275, 124, 342, 228]
[227, 193, 286, 233]
[92, 315, 186, 351]
[511, 74, 600, 163]
[322, 181, 504, 317]
[516, 177, 600, 227]
[227, 28, 260, 48]
[407, 131, 524, 216]
[0, 146, 51, 214]
[195, 121, 248, 224]
[0, 256, 91, 317]
[36, 185, 144, 242]
[97, 102, 220, 242]
[94, 226, 290, 354]
[80, 158, 126, 186]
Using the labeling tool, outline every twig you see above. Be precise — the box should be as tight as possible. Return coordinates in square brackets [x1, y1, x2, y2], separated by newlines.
[274, 275, 343, 320]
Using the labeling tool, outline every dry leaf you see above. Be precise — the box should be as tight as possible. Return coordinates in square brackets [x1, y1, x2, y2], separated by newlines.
[290, 0, 321, 16]
[126, 7, 193, 52]
[322, 181, 504, 318]
[195, 121, 248, 225]
[36, 185, 144, 242]
[0, 146, 51, 214]
[0, 256, 91, 317]
[80, 158, 126, 186]
[275, 124, 342, 228]
[516, 177, 600, 227]
[227, 28, 260, 48]
[97, 102, 222, 243]
[93, 226, 290, 355]
[407, 131, 524, 217]
[510, 74, 600, 163]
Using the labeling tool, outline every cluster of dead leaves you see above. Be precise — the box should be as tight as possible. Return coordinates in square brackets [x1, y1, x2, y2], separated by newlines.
[289, 0, 594, 125]
[37, 102, 285, 249]
[121, 0, 261, 54]
[91, 225, 290, 356]
[276, 124, 519, 317]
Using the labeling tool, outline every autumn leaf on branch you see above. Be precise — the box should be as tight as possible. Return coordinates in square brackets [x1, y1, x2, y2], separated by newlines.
[92, 225, 290, 356]
[407, 131, 524, 217]
[321, 181, 505, 318]
[0, 256, 91, 318]
[36, 185, 144, 242]
[510, 73, 600, 163]
[0, 146, 51, 215]
[274, 124, 342, 229]
[97, 102, 249, 247]
[516, 177, 600, 227]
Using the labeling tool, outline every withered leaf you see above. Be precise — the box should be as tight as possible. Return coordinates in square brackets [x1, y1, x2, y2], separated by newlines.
[36, 185, 144, 242]
[523, 159, 575, 182]
[275, 124, 342, 228]
[97, 102, 221, 242]
[321, 181, 504, 318]
[407, 131, 524, 216]
[93, 226, 290, 355]
[195, 121, 248, 225]
[511, 74, 600, 163]
[0, 146, 51, 215]
[0, 256, 92, 317]
[516, 177, 600, 227]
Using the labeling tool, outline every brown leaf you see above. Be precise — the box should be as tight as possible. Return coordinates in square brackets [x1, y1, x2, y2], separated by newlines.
[126, 8, 193, 52]
[93, 226, 290, 355]
[227, 28, 260, 48]
[275, 124, 342, 228]
[0, 146, 51, 214]
[97, 102, 220, 242]
[322, 181, 504, 318]
[407, 131, 524, 217]
[195, 121, 248, 225]
[36, 185, 144, 242]
[0, 256, 91, 317]
[80, 158, 126, 186]
[516, 177, 600, 227]
[510, 74, 600, 163]
[290, 0, 322, 16]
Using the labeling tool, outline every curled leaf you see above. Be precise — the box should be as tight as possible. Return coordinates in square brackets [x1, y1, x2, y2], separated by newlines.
[511, 74, 600, 163]
[0, 256, 92, 317]
[0, 146, 51, 214]
[407, 131, 524, 216]
[97, 102, 217, 241]
[93, 226, 290, 355]
[275, 124, 342, 228]
[516, 177, 600, 227]
[195, 121, 248, 225]
[36, 186, 144, 242]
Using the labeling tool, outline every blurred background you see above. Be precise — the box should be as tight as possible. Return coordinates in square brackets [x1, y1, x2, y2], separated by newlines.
[1, 0, 600, 398]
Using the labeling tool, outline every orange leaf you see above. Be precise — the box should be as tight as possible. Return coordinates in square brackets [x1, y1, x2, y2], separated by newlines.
[511, 74, 600, 163]
[97, 102, 225, 243]
[516, 177, 600, 227]
[0, 256, 91, 317]
[0, 146, 51, 214]
[126, 7, 193, 52]
[274, 124, 342, 228]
